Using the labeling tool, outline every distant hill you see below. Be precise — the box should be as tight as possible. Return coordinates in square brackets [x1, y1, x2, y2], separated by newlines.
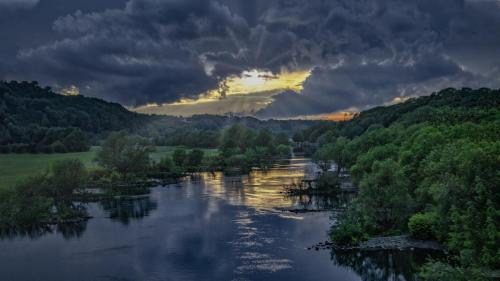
[295, 87, 500, 142]
[0, 81, 318, 152]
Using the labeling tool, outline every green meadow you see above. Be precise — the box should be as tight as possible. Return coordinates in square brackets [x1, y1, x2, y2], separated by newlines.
[0, 146, 217, 190]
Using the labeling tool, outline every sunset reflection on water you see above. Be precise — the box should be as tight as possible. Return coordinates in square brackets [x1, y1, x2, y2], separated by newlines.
[190, 157, 319, 214]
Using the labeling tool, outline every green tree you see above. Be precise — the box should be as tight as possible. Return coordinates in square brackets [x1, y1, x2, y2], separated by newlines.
[172, 148, 187, 167]
[313, 144, 335, 171]
[187, 149, 204, 167]
[49, 159, 87, 198]
[358, 159, 411, 230]
[255, 128, 273, 148]
[95, 131, 153, 177]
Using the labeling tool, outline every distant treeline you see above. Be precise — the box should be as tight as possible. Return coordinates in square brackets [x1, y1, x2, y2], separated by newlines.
[0, 81, 316, 153]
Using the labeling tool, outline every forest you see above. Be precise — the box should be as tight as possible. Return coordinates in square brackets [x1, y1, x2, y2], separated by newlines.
[0, 80, 314, 152]
[295, 88, 499, 280]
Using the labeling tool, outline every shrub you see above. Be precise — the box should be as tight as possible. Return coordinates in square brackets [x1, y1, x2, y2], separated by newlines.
[49, 159, 87, 197]
[408, 212, 436, 240]
[172, 148, 187, 167]
[187, 149, 204, 167]
[331, 221, 369, 246]
[316, 171, 340, 191]
[419, 261, 488, 281]
[276, 144, 290, 158]
[50, 140, 67, 153]
[0, 176, 53, 227]
[157, 156, 174, 173]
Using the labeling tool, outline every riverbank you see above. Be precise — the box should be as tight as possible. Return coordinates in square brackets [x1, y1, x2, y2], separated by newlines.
[308, 235, 443, 251]
[0, 146, 218, 190]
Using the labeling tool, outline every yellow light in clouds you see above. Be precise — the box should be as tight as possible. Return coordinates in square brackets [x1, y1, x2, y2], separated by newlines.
[230, 69, 309, 94]
[171, 69, 310, 105]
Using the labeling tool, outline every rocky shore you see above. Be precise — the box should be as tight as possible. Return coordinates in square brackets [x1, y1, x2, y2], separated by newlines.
[307, 235, 443, 251]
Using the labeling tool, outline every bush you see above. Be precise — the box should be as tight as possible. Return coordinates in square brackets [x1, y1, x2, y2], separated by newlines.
[419, 261, 488, 281]
[187, 149, 204, 167]
[172, 148, 187, 167]
[49, 159, 87, 197]
[50, 140, 67, 153]
[0, 176, 53, 227]
[276, 144, 290, 158]
[316, 171, 340, 191]
[225, 154, 249, 173]
[157, 156, 174, 173]
[331, 221, 369, 246]
[408, 212, 436, 240]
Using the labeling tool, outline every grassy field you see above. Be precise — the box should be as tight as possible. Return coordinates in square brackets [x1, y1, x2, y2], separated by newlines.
[0, 146, 218, 190]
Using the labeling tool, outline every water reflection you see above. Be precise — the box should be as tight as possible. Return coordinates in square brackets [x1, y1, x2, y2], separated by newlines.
[0, 157, 431, 281]
[99, 195, 158, 224]
[199, 157, 324, 212]
[0, 221, 87, 240]
[331, 249, 441, 281]
[286, 192, 355, 210]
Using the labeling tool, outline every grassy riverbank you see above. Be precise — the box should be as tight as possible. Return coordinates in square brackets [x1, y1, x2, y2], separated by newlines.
[0, 146, 217, 190]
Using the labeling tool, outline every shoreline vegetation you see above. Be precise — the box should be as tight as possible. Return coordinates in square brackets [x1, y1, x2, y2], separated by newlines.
[291, 88, 499, 280]
[0, 124, 292, 231]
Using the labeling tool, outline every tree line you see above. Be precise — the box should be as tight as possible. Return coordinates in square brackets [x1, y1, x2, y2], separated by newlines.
[0, 123, 292, 229]
[0, 80, 315, 153]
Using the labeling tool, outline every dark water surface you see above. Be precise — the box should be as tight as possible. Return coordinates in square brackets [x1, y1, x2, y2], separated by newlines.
[0, 158, 434, 281]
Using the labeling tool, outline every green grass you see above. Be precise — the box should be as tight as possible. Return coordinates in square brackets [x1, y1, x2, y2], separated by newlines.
[0, 146, 218, 190]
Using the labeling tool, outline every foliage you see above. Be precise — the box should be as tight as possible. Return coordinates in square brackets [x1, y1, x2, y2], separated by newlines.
[316, 171, 340, 191]
[187, 149, 204, 167]
[419, 261, 488, 281]
[157, 156, 174, 173]
[276, 144, 291, 158]
[48, 159, 87, 198]
[313, 144, 335, 171]
[408, 212, 437, 240]
[95, 131, 153, 177]
[316, 88, 500, 273]
[172, 148, 188, 167]
[218, 123, 292, 173]
[330, 203, 370, 246]
[0, 159, 88, 227]
[0, 80, 314, 154]
[0, 176, 53, 227]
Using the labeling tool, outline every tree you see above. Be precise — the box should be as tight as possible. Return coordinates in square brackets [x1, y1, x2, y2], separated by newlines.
[172, 148, 187, 167]
[49, 159, 87, 198]
[255, 128, 273, 148]
[187, 149, 204, 167]
[313, 144, 335, 171]
[276, 144, 290, 158]
[220, 124, 251, 157]
[358, 159, 411, 230]
[157, 156, 174, 173]
[274, 132, 290, 146]
[62, 128, 89, 152]
[332, 137, 349, 176]
[95, 131, 153, 177]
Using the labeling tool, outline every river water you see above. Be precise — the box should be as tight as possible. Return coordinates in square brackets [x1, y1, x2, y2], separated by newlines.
[0, 158, 434, 281]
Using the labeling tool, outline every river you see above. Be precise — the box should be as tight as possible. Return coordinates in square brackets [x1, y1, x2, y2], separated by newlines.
[0, 158, 435, 281]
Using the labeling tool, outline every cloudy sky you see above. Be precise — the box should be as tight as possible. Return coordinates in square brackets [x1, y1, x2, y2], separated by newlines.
[1, 0, 500, 119]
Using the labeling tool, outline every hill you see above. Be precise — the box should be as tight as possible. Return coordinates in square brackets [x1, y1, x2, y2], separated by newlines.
[295, 87, 500, 143]
[0, 81, 318, 153]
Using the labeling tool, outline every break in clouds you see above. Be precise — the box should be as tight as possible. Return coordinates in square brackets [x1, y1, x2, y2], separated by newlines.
[1, 0, 500, 117]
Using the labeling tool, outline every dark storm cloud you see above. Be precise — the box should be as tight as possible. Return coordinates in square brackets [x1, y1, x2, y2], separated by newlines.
[256, 57, 489, 118]
[2, 0, 500, 113]
[0, 0, 38, 9]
